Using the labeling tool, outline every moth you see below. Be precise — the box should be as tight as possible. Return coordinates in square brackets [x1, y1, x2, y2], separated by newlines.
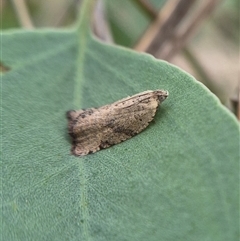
[67, 90, 168, 156]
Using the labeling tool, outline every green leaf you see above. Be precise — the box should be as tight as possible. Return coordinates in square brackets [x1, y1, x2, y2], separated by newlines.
[1, 2, 239, 241]
[106, 0, 166, 47]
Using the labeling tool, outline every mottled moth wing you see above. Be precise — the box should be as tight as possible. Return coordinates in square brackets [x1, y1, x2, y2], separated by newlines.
[67, 90, 168, 156]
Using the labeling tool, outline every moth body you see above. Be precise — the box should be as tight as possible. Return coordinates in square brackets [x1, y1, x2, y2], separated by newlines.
[67, 90, 168, 156]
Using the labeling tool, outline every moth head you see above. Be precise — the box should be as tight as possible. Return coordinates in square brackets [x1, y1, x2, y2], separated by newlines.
[156, 90, 169, 103]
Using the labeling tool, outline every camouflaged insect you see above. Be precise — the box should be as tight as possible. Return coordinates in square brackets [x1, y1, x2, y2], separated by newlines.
[67, 90, 168, 156]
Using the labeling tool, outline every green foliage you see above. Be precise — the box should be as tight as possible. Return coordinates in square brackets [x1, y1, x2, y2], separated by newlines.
[1, 1, 239, 240]
[1, 5, 19, 29]
[106, 0, 166, 47]
[106, 0, 150, 46]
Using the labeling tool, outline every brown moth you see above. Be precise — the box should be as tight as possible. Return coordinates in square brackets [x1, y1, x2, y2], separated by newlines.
[67, 90, 168, 156]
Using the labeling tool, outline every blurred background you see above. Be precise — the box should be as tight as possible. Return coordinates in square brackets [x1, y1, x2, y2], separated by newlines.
[1, 0, 239, 118]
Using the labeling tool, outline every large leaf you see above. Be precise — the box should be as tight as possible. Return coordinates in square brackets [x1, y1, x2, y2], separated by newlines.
[1, 1, 239, 240]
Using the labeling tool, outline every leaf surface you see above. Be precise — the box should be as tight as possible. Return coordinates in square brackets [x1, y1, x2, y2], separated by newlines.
[1, 3, 239, 241]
